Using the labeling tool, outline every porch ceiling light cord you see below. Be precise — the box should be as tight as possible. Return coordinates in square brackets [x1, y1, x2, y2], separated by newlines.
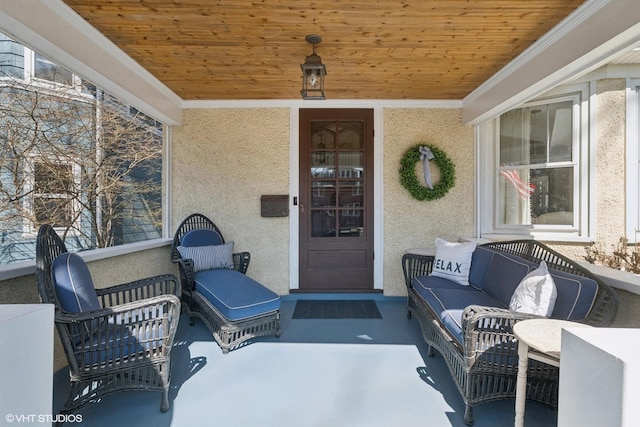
[300, 34, 327, 100]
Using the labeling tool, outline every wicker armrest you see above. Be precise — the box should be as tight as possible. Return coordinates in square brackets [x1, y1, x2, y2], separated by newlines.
[401, 253, 435, 288]
[174, 257, 196, 291]
[233, 251, 251, 274]
[96, 274, 180, 307]
[57, 294, 181, 362]
[58, 294, 181, 325]
[461, 305, 541, 368]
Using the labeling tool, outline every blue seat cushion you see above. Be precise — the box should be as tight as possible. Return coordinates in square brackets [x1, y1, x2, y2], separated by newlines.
[51, 253, 100, 313]
[549, 268, 598, 321]
[414, 286, 506, 345]
[194, 269, 280, 321]
[413, 275, 482, 292]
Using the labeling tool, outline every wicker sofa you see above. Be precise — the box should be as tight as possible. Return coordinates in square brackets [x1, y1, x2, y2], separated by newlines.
[402, 240, 618, 425]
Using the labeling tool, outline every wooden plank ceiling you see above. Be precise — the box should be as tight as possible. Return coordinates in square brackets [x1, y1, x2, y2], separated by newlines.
[62, 0, 586, 101]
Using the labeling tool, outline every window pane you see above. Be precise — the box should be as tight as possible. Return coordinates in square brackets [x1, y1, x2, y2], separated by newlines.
[34, 53, 73, 85]
[336, 121, 363, 149]
[311, 152, 335, 178]
[311, 181, 335, 208]
[530, 167, 573, 225]
[34, 162, 72, 194]
[500, 100, 573, 166]
[498, 167, 573, 226]
[0, 34, 24, 79]
[311, 210, 335, 237]
[34, 197, 72, 228]
[338, 152, 363, 178]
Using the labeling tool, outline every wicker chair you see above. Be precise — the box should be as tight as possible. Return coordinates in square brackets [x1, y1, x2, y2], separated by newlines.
[170, 213, 280, 353]
[402, 239, 618, 425]
[35, 225, 181, 416]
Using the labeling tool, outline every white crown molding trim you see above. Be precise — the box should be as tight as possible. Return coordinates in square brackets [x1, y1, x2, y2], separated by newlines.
[182, 99, 463, 109]
[0, 0, 182, 125]
[463, 0, 640, 125]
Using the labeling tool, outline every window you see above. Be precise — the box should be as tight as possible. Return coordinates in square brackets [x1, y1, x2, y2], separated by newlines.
[479, 85, 590, 241]
[0, 32, 165, 266]
[0, 34, 24, 79]
[32, 161, 77, 228]
[34, 53, 73, 86]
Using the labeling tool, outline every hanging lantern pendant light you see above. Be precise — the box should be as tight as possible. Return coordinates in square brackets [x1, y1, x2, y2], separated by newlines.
[300, 34, 327, 100]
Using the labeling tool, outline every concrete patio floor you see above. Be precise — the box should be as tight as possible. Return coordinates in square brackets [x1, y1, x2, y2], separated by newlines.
[53, 297, 557, 427]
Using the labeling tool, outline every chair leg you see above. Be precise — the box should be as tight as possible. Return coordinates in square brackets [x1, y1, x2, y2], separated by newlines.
[427, 344, 434, 357]
[160, 388, 170, 413]
[464, 405, 474, 425]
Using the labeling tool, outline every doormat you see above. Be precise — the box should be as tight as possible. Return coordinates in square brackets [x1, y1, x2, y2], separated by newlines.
[292, 300, 382, 319]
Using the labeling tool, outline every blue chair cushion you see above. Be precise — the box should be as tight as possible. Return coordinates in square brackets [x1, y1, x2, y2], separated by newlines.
[480, 252, 533, 307]
[468, 246, 495, 289]
[194, 269, 280, 321]
[182, 229, 224, 247]
[414, 285, 505, 345]
[549, 268, 598, 321]
[51, 253, 100, 313]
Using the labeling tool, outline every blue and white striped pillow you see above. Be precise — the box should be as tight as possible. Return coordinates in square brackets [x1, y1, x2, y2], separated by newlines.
[177, 242, 234, 272]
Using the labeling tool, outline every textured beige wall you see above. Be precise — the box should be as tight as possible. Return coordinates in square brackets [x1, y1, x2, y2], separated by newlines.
[594, 79, 627, 246]
[383, 108, 475, 296]
[550, 79, 626, 262]
[171, 108, 291, 294]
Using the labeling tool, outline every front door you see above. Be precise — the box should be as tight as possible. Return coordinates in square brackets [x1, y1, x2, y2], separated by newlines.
[298, 109, 374, 292]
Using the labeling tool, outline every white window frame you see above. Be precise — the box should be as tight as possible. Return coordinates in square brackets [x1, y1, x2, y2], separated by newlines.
[478, 83, 592, 242]
[626, 78, 640, 243]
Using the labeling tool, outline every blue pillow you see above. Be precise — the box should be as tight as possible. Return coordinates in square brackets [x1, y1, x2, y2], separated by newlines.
[51, 253, 100, 313]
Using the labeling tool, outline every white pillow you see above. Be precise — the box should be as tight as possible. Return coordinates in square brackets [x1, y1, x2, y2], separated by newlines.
[430, 238, 477, 286]
[509, 261, 557, 317]
[177, 242, 235, 272]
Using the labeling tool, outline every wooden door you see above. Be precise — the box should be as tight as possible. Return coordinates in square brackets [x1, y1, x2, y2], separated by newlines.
[298, 109, 374, 292]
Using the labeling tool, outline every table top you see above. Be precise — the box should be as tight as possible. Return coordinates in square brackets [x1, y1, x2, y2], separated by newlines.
[513, 318, 592, 359]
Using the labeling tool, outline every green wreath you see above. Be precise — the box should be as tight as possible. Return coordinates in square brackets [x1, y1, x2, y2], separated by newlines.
[399, 144, 456, 201]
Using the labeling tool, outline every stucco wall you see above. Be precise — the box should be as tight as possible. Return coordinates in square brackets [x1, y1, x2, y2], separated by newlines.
[552, 78, 627, 262]
[383, 108, 475, 296]
[171, 108, 291, 294]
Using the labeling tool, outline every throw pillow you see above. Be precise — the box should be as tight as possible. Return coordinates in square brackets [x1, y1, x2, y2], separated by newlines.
[177, 242, 235, 272]
[430, 238, 477, 286]
[509, 261, 558, 317]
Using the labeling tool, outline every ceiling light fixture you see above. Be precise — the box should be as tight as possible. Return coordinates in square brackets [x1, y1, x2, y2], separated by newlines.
[300, 34, 327, 100]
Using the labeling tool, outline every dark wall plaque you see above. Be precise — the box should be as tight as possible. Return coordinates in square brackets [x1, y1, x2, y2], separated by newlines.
[261, 195, 289, 217]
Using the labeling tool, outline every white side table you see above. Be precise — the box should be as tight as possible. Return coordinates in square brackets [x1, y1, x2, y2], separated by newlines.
[513, 318, 591, 427]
